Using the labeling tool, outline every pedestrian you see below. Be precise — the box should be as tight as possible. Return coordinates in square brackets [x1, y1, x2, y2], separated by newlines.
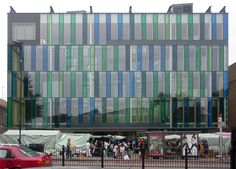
[86, 141, 92, 157]
[66, 138, 72, 159]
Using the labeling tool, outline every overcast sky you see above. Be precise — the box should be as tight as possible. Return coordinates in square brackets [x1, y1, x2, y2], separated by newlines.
[0, 0, 235, 100]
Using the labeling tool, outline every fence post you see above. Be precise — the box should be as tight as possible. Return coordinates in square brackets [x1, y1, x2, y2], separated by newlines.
[185, 147, 188, 169]
[101, 145, 104, 168]
[231, 128, 236, 169]
[62, 145, 65, 166]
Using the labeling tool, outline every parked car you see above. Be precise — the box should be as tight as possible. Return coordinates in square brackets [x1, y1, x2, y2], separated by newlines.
[0, 144, 52, 169]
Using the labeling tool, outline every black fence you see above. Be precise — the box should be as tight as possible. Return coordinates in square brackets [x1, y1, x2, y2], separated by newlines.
[50, 146, 230, 168]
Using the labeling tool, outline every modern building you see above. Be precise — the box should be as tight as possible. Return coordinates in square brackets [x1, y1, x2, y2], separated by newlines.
[0, 99, 7, 133]
[229, 63, 236, 129]
[7, 4, 228, 135]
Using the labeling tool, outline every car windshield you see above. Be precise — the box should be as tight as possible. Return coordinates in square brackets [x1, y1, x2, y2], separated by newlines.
[18, 147, 40, 157]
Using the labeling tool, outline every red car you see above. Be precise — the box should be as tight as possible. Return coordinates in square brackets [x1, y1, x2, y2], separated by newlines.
[0, 144, 52, 169]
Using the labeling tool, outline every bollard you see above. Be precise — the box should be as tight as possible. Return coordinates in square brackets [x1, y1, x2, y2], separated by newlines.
[141, 150, 145, 169]
[62, 145, 65, 166]
[185, 147, 188, 169]
[101, 146, 104, 168]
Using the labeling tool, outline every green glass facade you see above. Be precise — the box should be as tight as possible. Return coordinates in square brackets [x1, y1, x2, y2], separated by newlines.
[7, 9, 228, 132]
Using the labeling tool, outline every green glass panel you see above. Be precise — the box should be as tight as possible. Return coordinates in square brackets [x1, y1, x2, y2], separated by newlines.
[161, 98, 165, 123]
[141, 14, 146, 40]
[196, 45, 201, 71]
[70, 72, 76, 97]
[7, 98, 12, 128]
[43, 98, 48, 128]
[165, 72, 170, 97]
[200, 72, 205, 97]
[153, 72, 158, 97]
[137, 98, 142, 123]
[114, 45, 119, 71]
[125, 98, 130, 123]
[47, 14, 52, 45]
[78, 46, 83, 71]
[31, 98, 36, 128]
[66, 45, 71, 71]
[82, 72, 87, 97]
[177, 72, 182, 97]
[188, 72, 193, 97]
[59, 72, 64, 97]
[177, 14, 181, 40]
[165, 14, 170, 40]
[102, 45, 107, 71]
[59, 14, 64, 44]
[114, 97, 118, 124]
[149, 98, 154, 124]
[188, 14, 193, 40]
[71, 14, 76, 44]
[35, 72, 40, 96]
[47, 72, 52, 97]
[153, 14, 158, 40]
[219, 46, 224, 71]
[184, 46, 189, 71]
[208, 46, 212, 71]
[90, 46, 95, 71]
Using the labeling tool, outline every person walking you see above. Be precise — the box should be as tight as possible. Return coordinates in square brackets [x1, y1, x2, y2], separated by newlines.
[86, 141, 92, 157]
[66, 138, 72, 159]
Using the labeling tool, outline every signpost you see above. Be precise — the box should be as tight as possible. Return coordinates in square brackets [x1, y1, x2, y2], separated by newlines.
[218, 114, 223, 159]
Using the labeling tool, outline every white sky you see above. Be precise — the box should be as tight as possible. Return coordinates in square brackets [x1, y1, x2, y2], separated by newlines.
[0, 0, 235, 100]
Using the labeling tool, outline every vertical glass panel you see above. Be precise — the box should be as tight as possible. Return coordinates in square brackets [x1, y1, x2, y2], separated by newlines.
[189, 99, 196, 126]
[208, 46, 212, 71]
[212, 46, 219, 71]
[170, 72, 176, 97]
[114, 46, 119, 71]
[205, 14, 212, 40]
[51, 72, 59, 97]
[201, 46, 208, 71]
[111, 14, 118, 40]
[64, 72, 70, 97]
[99, 14, 106, 44]
[59, 46, 66, 71]
[224, 46, 228, 71]
[177, 46, 184, 71]
[146, 72, 153, 97]
[87, 14, 94, 44]
[158, 14, 165, 40]
[217, 72, 224, 97]
[146, 14, 153, 40]
[28, 72, 35, 97]
[107, 98, 114, 124]
[125, 98, 130, 123]
[83, 98, 90, 124]
[216, 14, 223, 40]
[130, 46, 137, 71]
[90, 46, 95, 71]
[142, 46, 149, 71]
[88, 72, 94, 97]
[182, 72, 188, 97]
[189, 46, 196, 71]
[188, 72, 193, 97]
[193, 72, 200, 97]
[102, 45, 107, 71]
[83, 46, 90, 71]
[165, 14, 170, 40]
[40, 72, 47, 97]
[134, 14, 141, 40]
[200, 98, 208, 127]
[170, 14, 176, 40]
[94, 98, 102, 124]
[94, 14, 99, 44]
[64, 14, 71, 44]
[75, 14, 83, 45]
[130, 98, 137, 123]
[181, 14, 188, 40]
[111, 72, 118, 97]
[205, 72, 212, 97]
[153, 72, 158, 97]
[118, 46, 126, 71]
[71, 98, 78, 126]
[142, 98, 149, 123]
[59, 14, 64, 44]
[153, 99, 160, 123]
[66, 46, 71, 71]
[107, 46, 114, 71]
[134, 72, 141, 97]
[24, 46, 31, 71]
[40, 14, 48, 45]
[52, 14, 59, 44]
[177, 100, 184, 126]
[123, 72, 130, 97]
[154, 46, 161, 71]
[95, 46, 102, 71]
[48, 46, 55, 71]
[219, 46, 224, 71]
[71, 14, 76, 45]
[158, 72, 165, 97]
[118, 98, 125, 123]
[165, 46, 172, 71]
[123, 14, 130, 40]
[153, 14, 158, 40]
[193, 14, 200, 40]
[75, 72, 82, 97]
[70, 72, 76, 97]
[59, 98, 66, 127]
[141, 14, 146, 40]
[99, 72, 106, 97]
[36, 46, 43, 71]
[71, 46, 78, 71]
[200, 72, 205, 97]
[176, 72, 181, 97]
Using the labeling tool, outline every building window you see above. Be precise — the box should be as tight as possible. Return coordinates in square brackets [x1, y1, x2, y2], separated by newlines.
[12, 23, 36, 41]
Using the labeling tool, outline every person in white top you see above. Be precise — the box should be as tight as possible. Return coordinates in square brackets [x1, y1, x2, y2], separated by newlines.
[86, 141, 92, 157]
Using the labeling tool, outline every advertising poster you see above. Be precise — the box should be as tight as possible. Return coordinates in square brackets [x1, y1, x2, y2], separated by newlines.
[147, 133, 164, 157]
[182, 134, 198, 156]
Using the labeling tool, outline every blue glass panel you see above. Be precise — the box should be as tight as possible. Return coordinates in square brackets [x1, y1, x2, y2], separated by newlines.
[118, 71, 123, 97]
[66, 98, 72, 128]
[161, 45, 165, 71]
[43, 45, 48, 71]
[223, 14, 228, 40]
[172, 98, 177, 127]
[172, 45, 177, 71]
[208, 97, 212, 127]
[184, 97, 189, 127]
[106, 72, 111, 97]
[118, 14, 123, 40]
[78, 98, 83, 123]
[31, 45, 36, 71]
[196, 97, 201, 127]
[212, 72, 216, 96]
[224, 71, 228, 97]
[137, 45, 142, 71]
[130, 72, 134, 97]
[94, 14, 99, 44]
[142, 72, 146, 97]
[106, 14, 111, 41]
[212, 14, 216, 40]
[149, 45, 154, 71]
[90, 97, 95, 124]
